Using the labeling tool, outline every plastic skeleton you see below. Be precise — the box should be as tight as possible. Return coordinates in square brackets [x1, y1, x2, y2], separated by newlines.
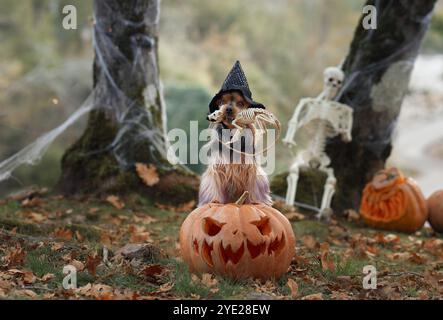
[208, 108, 281, 143]
[282, 66, 353, 219]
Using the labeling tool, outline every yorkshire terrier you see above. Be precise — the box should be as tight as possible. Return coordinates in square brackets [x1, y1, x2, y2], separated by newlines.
[198, 91, 272, 206]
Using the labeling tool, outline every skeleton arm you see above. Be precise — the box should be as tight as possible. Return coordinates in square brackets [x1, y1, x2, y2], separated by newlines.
[339, 109, 353, 143]
[282, 99, 308, 146]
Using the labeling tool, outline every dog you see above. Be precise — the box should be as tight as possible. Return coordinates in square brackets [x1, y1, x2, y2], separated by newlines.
[198, 91, 272, 206]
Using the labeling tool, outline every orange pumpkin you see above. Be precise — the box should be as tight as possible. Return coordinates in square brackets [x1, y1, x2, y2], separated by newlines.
[179, 192, 295, 280]
[427, 190, 443, 233]
[360, 168, 428, 233]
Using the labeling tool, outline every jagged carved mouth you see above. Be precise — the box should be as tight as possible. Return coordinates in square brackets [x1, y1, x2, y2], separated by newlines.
[192, 215, 287, 267]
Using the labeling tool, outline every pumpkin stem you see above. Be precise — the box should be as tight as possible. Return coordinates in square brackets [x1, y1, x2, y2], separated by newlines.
[235, 191, 250, 205]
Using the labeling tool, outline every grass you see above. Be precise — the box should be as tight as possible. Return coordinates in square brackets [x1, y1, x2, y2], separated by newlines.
[0, 195, 442, 300]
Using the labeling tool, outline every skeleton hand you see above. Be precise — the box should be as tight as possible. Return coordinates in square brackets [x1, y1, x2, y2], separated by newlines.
[341, 131, 352, 143]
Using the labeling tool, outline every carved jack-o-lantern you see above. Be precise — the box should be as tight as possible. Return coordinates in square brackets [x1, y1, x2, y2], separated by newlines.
[360, 168, 428, 233]
[179, 193, 295, 280]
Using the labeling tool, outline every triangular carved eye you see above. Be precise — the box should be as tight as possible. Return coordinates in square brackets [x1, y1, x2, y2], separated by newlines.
[203, 217, 225, 236]
[251, 217, 271, 236]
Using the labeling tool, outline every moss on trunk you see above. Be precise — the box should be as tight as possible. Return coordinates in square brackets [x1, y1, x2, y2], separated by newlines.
[271, 169, 327, 209]
[57, 0, 199, 205]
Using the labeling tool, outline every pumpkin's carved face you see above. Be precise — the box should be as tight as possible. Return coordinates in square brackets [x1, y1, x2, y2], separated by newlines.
[180, 203, 295, 280]
[360, 168, 428, 233]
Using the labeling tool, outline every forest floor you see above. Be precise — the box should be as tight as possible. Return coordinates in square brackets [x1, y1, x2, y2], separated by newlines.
[0, 188, 442, 300]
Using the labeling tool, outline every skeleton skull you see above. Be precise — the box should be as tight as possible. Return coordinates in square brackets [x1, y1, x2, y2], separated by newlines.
[323, 67, 345, 100]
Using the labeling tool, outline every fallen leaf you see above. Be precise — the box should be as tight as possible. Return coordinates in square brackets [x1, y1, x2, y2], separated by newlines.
[287, 278, 298, 298]
[319, 242, 335, 272]
[100, 232, 113, 246]
[51, 242, 64, 251]
[201, 273, 218, 288]
[43, 293, 55, 299]
[302, 293, 323, 300]
[26, 212, 46, 223]
[16, 289, 37, 298]
[85, 253, 101, 276]
[2, 246, 26, 267]
[53, 228, 73, 241]
[41, 273, 55, 282]
[409, 252, 426, 264]
[106, 195, 125, 210]
[285, 212, 305, 221]
[344, 209, 360, 221]
[136, 163, 160, 187]
[128, 225, 151, 243]
[141, 265, 164, 278]
[301, 235, 317, 249]
[23, 271, 37, 284]
[133, 215, 157, 225]
[21, 197, 43, 208]
[75, 231, 85, 242]
[155, 200, 196, 213]
[158, 282, 173, 293]
[70, 260, 85, 271]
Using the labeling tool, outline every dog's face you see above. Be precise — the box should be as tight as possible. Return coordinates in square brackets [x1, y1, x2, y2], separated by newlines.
[210, 91, 250, 128]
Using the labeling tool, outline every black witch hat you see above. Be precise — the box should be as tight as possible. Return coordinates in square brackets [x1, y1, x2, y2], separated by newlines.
[209, 61, 265, 113]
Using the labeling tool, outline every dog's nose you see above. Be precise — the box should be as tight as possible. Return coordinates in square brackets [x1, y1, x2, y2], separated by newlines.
[226, 107, 233, 114]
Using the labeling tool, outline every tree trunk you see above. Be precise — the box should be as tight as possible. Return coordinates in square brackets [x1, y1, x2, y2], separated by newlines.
[328, 0, 437, 212]
[57, 0, 198, 205]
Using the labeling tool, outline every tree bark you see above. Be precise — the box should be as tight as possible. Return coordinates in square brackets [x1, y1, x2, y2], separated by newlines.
[57, 0, 198, 205]
[328, 0, 437, 211]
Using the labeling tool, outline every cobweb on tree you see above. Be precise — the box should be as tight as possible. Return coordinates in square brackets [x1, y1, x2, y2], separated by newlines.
[0, 0, 168, 185]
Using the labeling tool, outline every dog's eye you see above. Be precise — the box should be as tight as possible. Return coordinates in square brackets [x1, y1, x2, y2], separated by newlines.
[237, 102, 244, 107]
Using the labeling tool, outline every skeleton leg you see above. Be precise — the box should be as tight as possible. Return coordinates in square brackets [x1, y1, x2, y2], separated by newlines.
[316, 167, 337, 220]
[230, 119, 244, 143]
[285, 160, 301, 206]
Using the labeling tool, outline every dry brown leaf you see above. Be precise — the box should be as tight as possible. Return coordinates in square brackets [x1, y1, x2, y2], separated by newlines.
[301, 235, 317, 249]
[75, 230, 85, 242]
[86, 253, 102, 276]
[26, 212, 46, 223]
[344, 209, 360, 221]
[133, 215, 157, 225]
[136, 163, 160, 187]
[386, 252, 411, 261]
[43, 293, 55, 299]
[302, 293, 323, 300]
[100, 232, 113, 246]
[287, 278, 298, 298]
[285, 211, 305, 221]
[21, 197, 43, 208]
[16, 289, 38, 298]
[106, 195, 125, 210]
[319, 242, 335, 272]
[158, 282, 174, 293]
[128, 225, 151, 243]
[3, 246, 26, 267]
[141, 264, 164, 278]
[130, 232, 151, 243]
[41, 273, 55, 282]
[71, 260, 85, 271]
[51, 242, 64, 251]
[23, 271, 37, 284]
[53, 228, 73, 241]
[201, 273, 218, 288]
[155, 200, 196, 213]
